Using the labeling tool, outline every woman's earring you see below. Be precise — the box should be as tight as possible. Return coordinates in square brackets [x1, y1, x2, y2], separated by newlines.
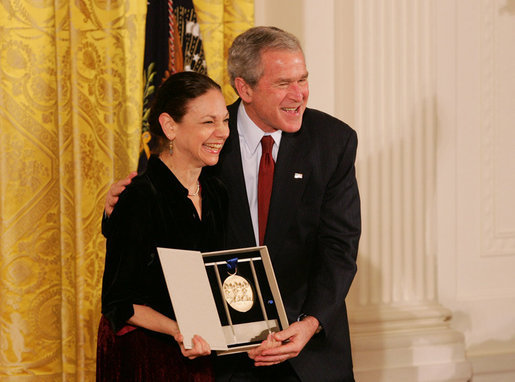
[169, 139, 174, 155]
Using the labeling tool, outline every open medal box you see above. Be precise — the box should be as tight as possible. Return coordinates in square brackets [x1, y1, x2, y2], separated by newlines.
[157, 246, 289, 355]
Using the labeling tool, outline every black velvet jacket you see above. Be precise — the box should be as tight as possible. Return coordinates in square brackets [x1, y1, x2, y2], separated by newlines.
[101, 155, 227, 332]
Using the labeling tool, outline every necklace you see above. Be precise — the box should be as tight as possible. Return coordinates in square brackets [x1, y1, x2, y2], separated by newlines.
[188, 181, 200, 197]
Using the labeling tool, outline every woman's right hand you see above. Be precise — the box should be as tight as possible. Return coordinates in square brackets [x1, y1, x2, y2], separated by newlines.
[128, 305, 212, 359]
[173, 333, 211, 359]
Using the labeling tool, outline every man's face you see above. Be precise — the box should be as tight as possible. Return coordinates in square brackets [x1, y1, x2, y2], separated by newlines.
[243, 49, 309, 133]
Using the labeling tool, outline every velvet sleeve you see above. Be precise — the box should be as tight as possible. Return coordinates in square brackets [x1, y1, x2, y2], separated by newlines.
[100, 178, 156, 333]
[101, 211, 111, 239]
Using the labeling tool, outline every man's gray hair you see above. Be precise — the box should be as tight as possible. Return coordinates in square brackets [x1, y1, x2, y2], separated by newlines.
[227, 26, 303, 91]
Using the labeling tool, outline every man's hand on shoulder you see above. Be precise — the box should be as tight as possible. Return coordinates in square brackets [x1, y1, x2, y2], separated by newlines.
[104, 171, 137, 217]
[248, 315, 320, 366]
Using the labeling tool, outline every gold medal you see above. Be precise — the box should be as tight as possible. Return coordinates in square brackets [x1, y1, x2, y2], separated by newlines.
[222, 273, 254, 313]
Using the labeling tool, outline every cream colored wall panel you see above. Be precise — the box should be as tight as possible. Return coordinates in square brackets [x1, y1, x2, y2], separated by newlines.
[253, 0, 304, 41]
[454, 0, 515, 300]
[334, 0, 355, 127]
[302, 0, 336, 114]
[436, 0, 515, 357]
[480, 0, 515, 257]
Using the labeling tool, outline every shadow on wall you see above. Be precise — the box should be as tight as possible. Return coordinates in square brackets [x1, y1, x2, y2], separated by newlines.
[500, 0, 515, 14]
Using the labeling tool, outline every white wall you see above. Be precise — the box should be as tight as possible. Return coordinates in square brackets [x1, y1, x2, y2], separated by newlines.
[435, 0, 515, 380]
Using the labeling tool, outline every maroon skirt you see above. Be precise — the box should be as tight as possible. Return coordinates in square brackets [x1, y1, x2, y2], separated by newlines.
[96, 316, 214, 382]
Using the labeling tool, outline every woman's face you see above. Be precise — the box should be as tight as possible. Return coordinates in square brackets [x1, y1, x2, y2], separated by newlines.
[169, 89, 230, 167]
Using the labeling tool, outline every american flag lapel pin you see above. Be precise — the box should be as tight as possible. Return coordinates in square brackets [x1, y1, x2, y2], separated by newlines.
[294, 173, 303, 179]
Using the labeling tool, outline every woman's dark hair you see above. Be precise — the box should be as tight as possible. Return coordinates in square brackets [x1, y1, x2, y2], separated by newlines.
[148, 71, 222, 153]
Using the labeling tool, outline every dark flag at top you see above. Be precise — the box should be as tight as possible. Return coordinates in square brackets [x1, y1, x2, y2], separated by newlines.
[138, 0, 208, 173]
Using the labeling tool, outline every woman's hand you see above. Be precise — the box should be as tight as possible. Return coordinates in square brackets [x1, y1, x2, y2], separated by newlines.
[173, 333, 212, 359]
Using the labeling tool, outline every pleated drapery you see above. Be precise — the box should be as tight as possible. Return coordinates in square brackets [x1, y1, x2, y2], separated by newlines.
[195, 0, 254, 103]
[0, 0, 253, 380]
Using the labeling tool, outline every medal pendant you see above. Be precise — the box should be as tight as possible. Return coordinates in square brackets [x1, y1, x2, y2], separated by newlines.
[222, 274, 254, 312]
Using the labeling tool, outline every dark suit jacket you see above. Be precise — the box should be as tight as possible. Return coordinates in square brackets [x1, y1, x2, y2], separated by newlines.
[213, 100, 361, 382]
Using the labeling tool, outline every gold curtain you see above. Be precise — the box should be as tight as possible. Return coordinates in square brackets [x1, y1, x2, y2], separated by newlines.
[0, 0, 146, 380]
[0, 0, 252, 380]
[194, 0, 254, 104]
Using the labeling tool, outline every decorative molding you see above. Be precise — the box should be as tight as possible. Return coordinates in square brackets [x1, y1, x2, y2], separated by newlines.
[352, 326, 472, 382]
[468, 351, 515, 381]
[349, 303, 452, 334]
[480, 0, 515, 257]
[350, 303, 471, 381]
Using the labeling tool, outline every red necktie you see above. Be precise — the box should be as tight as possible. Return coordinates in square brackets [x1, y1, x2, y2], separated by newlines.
[258, 136, 275, 246]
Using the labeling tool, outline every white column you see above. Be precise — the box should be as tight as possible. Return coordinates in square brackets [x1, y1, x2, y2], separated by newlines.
[345, 1, 471, 380]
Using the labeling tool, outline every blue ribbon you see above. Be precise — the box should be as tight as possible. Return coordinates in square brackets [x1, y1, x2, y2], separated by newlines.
[226, 257, 238, 274]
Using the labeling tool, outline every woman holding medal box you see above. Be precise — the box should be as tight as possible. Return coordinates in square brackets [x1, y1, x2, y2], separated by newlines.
[96, 71, 230, 381]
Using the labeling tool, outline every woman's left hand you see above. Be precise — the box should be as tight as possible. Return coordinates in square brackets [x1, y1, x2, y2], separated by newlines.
[127, 305, 211, 359]
[174, 333, 211, 359]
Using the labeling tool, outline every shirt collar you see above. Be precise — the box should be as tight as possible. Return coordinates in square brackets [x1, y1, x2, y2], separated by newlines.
[237, 102, 282, 154]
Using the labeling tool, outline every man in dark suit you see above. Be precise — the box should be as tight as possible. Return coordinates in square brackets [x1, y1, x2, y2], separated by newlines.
[104, 26, 360, 382]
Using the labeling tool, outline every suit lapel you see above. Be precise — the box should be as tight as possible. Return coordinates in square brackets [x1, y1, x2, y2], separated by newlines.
[265, 122, 313, 259]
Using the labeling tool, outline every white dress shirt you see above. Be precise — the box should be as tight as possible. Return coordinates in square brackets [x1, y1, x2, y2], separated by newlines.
[236, 103, 282, 245]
